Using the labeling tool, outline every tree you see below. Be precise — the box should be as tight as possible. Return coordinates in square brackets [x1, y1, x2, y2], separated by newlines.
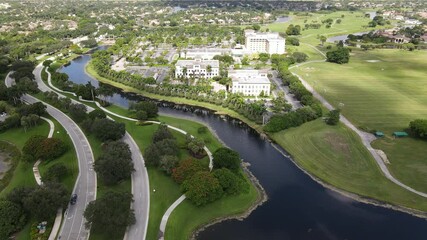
[186, 135, 206, 158]
[286, 37, 300, 46]
[159, 155, 179, 175]
[144, 138, 178, 166]
[252, 24, 261, 31]
[212, 147, 241, 172]
[152, 123, 174, 143]
[326, 47, 350, 64]
[409, 119, 427, 139]
[91, 118, 125, 141]
[84, 192, 135, 235]
[43, 60, 53, 67]
[0, 200, 26, 239]
[37, 138, 68, 161]
[94, 141, 134, 185]
[42, 164, 68, 183]
[286, 24, 301, 35]
[69, 103, 88, 123]
[88, 109, 106, 120]
[23, 183, 68, 221]
[292, 52, 308, 63]
[172, 158, 206, 184]
[17, 102, 46, 116]
[135, 110, 148, 121]
[320, 35, 327, 46]
[213, 168, 247, 195]
[16, 77, 39, 94]
[326, 109, 340, 125]
[22, 135, 45, 162]
[181, 171, 223, 206]
[129, 101, 158, 118]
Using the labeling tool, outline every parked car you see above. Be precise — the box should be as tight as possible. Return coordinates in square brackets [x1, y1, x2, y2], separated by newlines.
[70, 194, 78, 205]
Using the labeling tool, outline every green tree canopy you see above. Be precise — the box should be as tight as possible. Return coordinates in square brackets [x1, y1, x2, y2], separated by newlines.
[182, 171, 223, 206]
[84, 192, 135, 236]
[0, 200, 26, 239]
[212, 147, 241, 172]
[94, 141, 134, 185]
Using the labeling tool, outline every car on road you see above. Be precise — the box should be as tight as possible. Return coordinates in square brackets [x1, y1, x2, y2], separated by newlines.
[70, 194, 78, 205]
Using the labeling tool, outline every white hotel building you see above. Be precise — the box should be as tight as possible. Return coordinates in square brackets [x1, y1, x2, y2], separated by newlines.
[245, 29, 286, 55]
[229, 70, 271, 96]
[175, 59, 220, 79]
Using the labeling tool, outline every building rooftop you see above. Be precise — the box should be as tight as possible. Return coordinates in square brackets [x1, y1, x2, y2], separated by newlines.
[176, 59, 219, 68]
[244, 29, 284, 40]
[229, 70, 270, 84]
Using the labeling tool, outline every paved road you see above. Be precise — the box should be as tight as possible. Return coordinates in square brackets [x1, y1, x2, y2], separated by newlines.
[122, 133, 150, 240]
[5, 73, 97, 240]
[288, 45, 427, 198]
[269, 70, 302, 110]
[33, 63, 94, 111]
[35, 63, 150, 240]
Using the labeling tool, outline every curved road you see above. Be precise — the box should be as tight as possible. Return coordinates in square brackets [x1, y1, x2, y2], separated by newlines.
[95, 103, 214, 239]
[5, 72, 97, 240]
[288, 44, 427, 198]
[41, 64, 150, 240]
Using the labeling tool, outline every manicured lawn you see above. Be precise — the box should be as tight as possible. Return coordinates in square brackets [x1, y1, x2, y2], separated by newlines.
[372, 137, 427, 193]
[165, 178, 259, 240]
[291, 49, 427, 192]
[265, 11, 393, 46]
[292, 49, 427, 131]
[271, 119, 427, 212]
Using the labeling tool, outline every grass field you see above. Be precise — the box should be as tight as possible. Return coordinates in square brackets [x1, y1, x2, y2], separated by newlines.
[271, 119, 427, 212]
[104, 105, 259, 240]
[291, 49, 427, 193]
[292, 49, 427, 131]
[265, 11, 392, 46]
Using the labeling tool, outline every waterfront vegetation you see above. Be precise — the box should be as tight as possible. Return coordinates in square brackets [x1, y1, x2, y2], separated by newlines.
[271, 119, 427, 212]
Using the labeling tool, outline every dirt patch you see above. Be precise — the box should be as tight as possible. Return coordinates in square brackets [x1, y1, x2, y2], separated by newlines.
[323, 133, 351, 160]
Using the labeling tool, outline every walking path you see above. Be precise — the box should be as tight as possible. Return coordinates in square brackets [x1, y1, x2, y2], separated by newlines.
[288, 45, 427, 198]
[29, 116, 63, 240]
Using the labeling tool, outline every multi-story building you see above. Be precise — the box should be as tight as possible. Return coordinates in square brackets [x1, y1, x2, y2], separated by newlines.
[245, 29, 286, 55]
[229, 70, 271, 96]
[175, 59, 220, 78]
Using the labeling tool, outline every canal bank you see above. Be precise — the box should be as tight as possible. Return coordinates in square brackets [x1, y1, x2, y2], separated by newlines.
[57, 53, 427, 240]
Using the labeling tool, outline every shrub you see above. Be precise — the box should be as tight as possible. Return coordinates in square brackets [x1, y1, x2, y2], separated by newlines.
[326, 109, 341, 125]
[409, 119, 427, 139]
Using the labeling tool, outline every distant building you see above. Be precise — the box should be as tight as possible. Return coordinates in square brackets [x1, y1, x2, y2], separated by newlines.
[175, 59, 219, 79]
[244, 30, 286, 55]
[184, 48, 229, 60]
[229, 70, 271, 96]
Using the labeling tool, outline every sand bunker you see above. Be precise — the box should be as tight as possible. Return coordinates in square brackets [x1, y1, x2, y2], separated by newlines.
[366, 60, 381, 63]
